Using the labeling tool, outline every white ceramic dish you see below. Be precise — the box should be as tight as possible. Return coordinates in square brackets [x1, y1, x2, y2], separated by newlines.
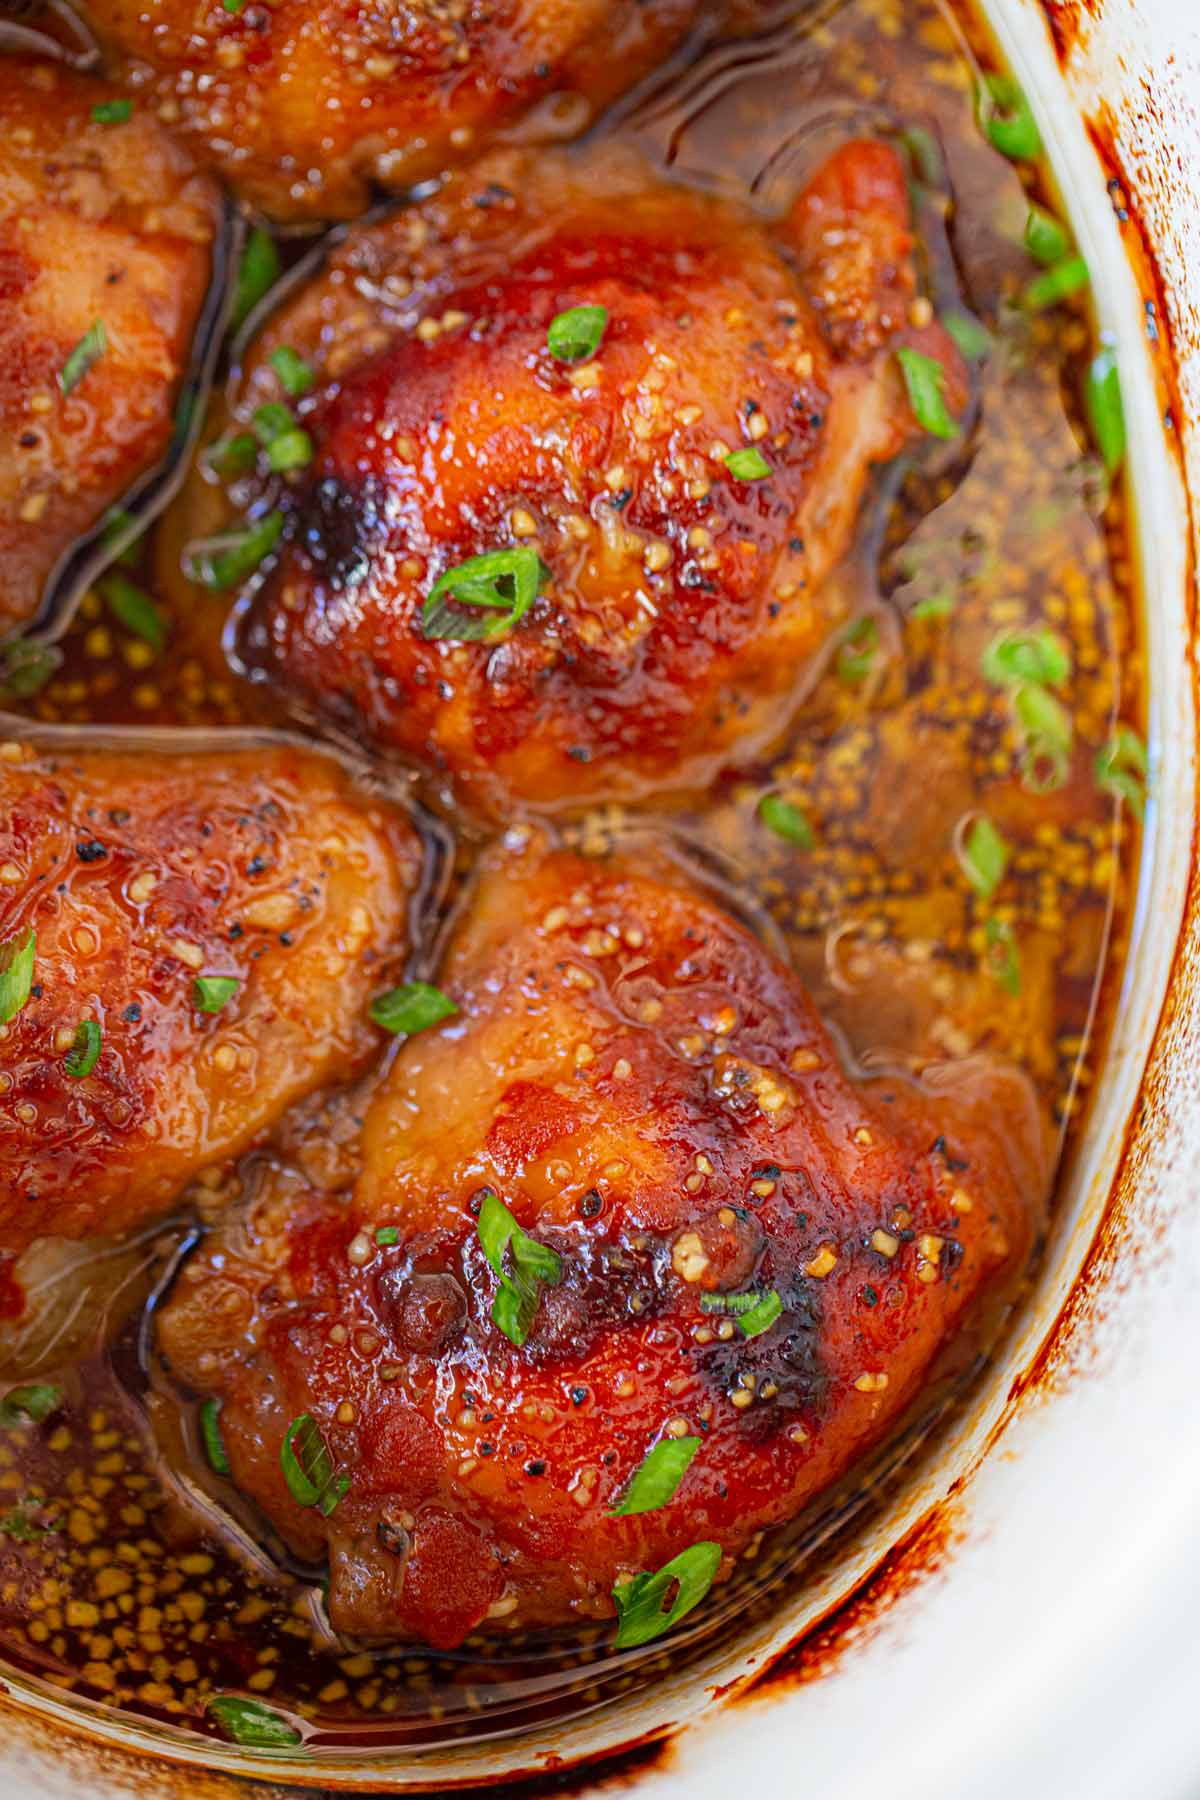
[3, 1, 1199, 1794]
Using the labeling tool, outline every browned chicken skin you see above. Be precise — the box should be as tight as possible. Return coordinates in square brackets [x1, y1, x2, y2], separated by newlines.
[0, 729, 422, 1269]
[81, 0, 712, 220]
[158, 836, 1046, 1650]
[0, 55, 219, 641]
[196, 139, 965, 818]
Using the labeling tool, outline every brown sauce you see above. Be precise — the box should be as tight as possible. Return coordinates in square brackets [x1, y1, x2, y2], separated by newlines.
[0, 0, 1143, 1761]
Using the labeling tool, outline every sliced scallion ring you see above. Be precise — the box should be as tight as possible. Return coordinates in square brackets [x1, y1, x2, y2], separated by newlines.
[63, 1019, 102, 1079]
[896, 346, 957, 439]
[610, 1436, 700, 1517]
[955, 815, 1009, 901]
[758, 793, 815, 848]
[611, 1541, 722, 1649]
[0, 926, 35, 1027]
[547, 304, 608, 363]
[369, 981, 456, 1037]
[421, 548, 549, 643]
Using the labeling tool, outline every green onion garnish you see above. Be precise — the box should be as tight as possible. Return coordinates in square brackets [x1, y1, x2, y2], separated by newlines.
[0, 641, 60, 699]
[63, 1019, 102, 1079]
[699, 1289, 783, 1338]
[266, 428, 314, 474]
[187, 511, 285, 589]
[270, 346, 315, 397]
[1014, 683, 1072, 790]
[910, 589, 955, 620]
[612, 1541, 722, 1649]
[900, 124, 945, 189]
[836, 615, 879, 684]
[91, 98, 133, 124]
[207, 1695, 302, 1748]
[0, 1383, 63, 1427]
[375, 1226, 400, 1246]
[101, 505, 142, 568]
[421, 547, 549, 643]
[232, 226, 280, 330]
[193, 975, 239, 1014]
[981, 628, 1070, 690]
[758, 793, 814, 849]
[60, 320, 107, 394]
[977, 73, 1042, 161]
[957, 816, 1009, 901]
[222, 0, 247, 12]
[1024, 205, 1071, 266]
[1023, 256, 1090, 313]
[252, 401, 294, 446]
[896, 346, 957, 439]
[547, 304, 608, 364]
[280, 1413, 349, 1516]
[369, 981, 457, 1037]
[0, 926, 35, 1027]
[610, 1436, 701, 1516]
[0, 1507, 51, 1540]
[941, 311, 992, 362]
[1085, 345, 1125, 475]
[204, 432, 258, 478]
[200, 1399, 231, 1475]
[98, 573, 168, 652]
[985, 917, 1021, 995]
[1095, 724, 1148, 819]
[724, 447, 772, 481]
[477, 1189, 562, 1349]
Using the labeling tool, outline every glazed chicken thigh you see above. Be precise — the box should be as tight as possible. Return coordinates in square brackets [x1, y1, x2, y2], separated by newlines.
[82, 0, 711, 220]
[158, 836, 1046, 1650]
[211, 139, 965, 818]
[0, 731, 421, 1266]
[0, 56, 219, 640]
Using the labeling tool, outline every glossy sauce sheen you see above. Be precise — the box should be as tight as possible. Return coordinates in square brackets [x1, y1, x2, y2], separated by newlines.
[0, 57, 219, 637]
[226, 139, 965, 818]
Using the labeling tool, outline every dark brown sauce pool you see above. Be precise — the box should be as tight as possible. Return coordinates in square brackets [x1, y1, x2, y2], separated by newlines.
[0, 0, 1143, 1763]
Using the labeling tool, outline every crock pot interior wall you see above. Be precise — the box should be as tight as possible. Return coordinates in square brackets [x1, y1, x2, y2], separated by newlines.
[2, 1, 1199, 1795]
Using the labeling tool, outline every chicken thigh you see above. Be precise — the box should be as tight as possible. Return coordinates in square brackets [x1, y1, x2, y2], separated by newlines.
[158, 834, 1045, 1651]
[0, 55, 219, 640]
[208, 139, 965, 818]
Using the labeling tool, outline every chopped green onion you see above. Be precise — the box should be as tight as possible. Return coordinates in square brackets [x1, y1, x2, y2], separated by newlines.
[957, 816, 1009, 901]
[0, 640, 60, 700]
[252, 401, 294, 446]
[375, 1226, 400, 1246]
[0, 1383, 63, 1427]
[204, 431, 258, 478]
[941, 311, 992, 361]
[421, 547, 549, 643]
[193, 975, 239, 1014]
[60, 320, 107, 395]
[1095, 724, 1148, 819]
[0, 1507, 51, 1540]
[369, 981, 457, 1037]
[232, 226, 280, 330]
[98, 573, 168, 652]
[207, 1695, 302, 1749]
[63, 1019, 102, 1079]
[270, 346, 315, 397]
[0, 926, 35, 1027]
[1022, 256, 1090, 313]
[222, 0, 247, 12]
[977, 73, 1042, 161]
[699, 1289, 783, 1338]
[896, 346, 957, 439]
[547, 304, 608, 363]
[612, 1541, 722, 1649]
[280, 1413, 349, 1516]
[101, 505, 142, 568]
[477, 1189, 562, 1349]
[1014, 683, 1073, 790]
[91, 98, 133, 124]
[910, 589, 955, 621]
[187, 511, 285, 588]
[758, 793, 814, 849]
[981, 628, 1070, 689]
[610, 1436, 700, 1516]
[200, 1399, 231, 1475]
[266, 428, 314, 474]
[836, 615, 879, 684]
[985, 917, 1021, 995]
[724, 447, 772, 481]
[1085, 345, 1126, 475]
[1024, 205, 1071, 267]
